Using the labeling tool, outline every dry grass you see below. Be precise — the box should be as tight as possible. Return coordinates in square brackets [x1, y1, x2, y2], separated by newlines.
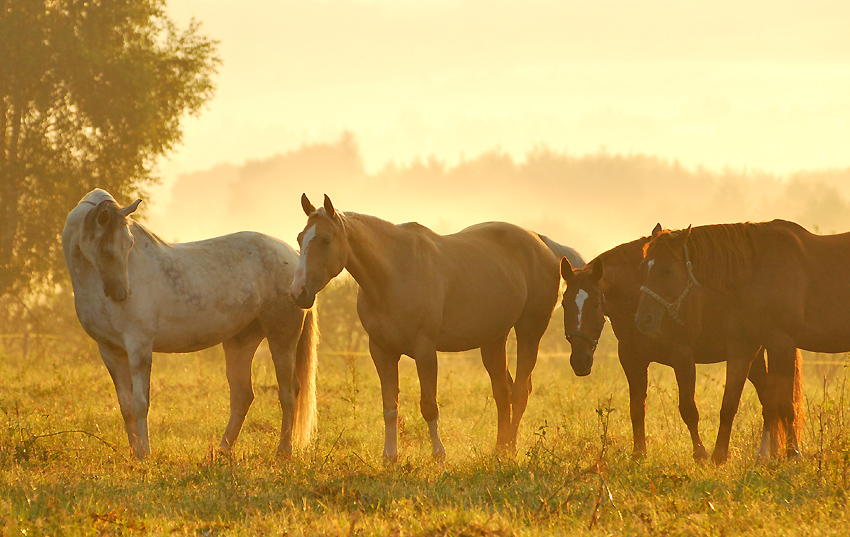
[2, 320, 850, 535]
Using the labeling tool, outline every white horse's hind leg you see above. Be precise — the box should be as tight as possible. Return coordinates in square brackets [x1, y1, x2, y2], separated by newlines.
[220, 324, 264, 453]
[98, 342, 146, 460]
[267, 322, 302, 458]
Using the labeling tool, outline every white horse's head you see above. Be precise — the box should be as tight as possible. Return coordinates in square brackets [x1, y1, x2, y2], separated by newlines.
[79, 196, 143, 302]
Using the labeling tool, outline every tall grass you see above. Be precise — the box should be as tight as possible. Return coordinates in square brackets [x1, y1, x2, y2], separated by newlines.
[2, 320, 850, 535]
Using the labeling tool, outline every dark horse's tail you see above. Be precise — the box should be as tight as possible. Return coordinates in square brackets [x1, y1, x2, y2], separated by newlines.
[769, 349, 804, 457]
[539, 234, 586, 269]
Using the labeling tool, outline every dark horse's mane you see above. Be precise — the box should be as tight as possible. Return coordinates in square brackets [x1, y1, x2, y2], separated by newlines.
[653, 222, 776, 292]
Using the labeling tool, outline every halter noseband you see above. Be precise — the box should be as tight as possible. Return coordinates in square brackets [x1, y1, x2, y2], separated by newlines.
[639, 243, 702, 325]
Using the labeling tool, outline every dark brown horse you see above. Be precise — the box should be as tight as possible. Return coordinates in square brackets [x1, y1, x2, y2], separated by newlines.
[290, 194, 584, 459]
[634, 221, 822, 459]
[561, 228, 800, 463]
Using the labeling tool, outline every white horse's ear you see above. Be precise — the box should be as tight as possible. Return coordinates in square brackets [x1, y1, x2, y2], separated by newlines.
[301, 193, 316, 216]
[119, 199, 142, 218]
[323, 194, 336, 218]
[97, 208, 111, 226]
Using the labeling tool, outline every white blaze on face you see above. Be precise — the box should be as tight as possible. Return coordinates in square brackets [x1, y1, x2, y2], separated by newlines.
[291, 225, 316, 297]
[575, 289, 589, 330]
[647, 259, 655, 274]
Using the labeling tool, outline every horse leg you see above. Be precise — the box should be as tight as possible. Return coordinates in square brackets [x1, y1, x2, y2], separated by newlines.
[369, 339, 402, 461]
[619, 347, 649, 459]
[711, 342, 757, 465]
[766, 338, 801, 459]
[267, 322, 302, 458]
[98, 342, 145, 460]
[413, 347, 446, 460]
[746, 348, 774, 459]
[671, 346, 708, 462]
[123, 340, 154, 459]
[480, 334, 513, 450]
[508, 330, 543, 450]
[219, 322, 264, 453]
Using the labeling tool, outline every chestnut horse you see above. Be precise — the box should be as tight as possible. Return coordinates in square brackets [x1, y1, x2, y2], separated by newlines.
[63, 189, 318, 460]
[290, 194, 584, 459]
[634, 221, 828, 459]
[560, 227, 801, 463]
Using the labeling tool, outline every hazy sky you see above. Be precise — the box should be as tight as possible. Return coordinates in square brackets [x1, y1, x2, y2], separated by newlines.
[151, 0, 850, 239]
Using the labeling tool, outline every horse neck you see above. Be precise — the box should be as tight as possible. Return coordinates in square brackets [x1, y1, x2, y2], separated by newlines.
[342, 213, 403, 293]
[685, 224, 755, 292]
[599, 237, 648, 316]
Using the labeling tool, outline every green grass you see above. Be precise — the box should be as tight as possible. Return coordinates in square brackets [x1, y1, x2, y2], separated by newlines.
[2, 324, 850, 536]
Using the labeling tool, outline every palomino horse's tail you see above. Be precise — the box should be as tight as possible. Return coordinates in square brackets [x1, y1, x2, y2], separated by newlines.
[538, 234, 586, 269]
[770, 348, 804, 457]
[292, 306, 319, 450]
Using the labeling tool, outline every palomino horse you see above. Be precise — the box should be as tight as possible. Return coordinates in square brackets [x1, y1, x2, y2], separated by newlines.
[290, 194, 584, 459]
[634, 221, 825, 459]
[62, 189, 318, 460]
[560, 227, 802, 463]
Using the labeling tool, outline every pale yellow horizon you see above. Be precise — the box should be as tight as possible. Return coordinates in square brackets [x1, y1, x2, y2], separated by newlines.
[150, 0, 850, 251]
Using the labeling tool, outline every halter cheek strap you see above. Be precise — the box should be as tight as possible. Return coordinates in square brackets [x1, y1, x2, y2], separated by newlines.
[639, 243, 702, 326]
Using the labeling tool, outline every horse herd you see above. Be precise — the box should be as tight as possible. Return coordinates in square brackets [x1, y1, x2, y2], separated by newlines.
[63, 188, 849, 464]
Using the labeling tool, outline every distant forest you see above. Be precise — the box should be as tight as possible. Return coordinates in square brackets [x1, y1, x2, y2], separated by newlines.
[156, 132, 850, 258]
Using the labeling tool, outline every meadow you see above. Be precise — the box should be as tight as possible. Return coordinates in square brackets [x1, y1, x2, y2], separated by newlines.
[2, 289, 850, 536]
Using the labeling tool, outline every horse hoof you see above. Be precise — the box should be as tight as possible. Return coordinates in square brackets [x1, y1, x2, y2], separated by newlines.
[693, 448, 710, 463]
[631, 450, 647, 461]
[710, 451, 727, 466]
[786, 449, 802, 461]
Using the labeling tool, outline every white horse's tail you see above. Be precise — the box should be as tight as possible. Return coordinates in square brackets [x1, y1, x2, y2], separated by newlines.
[292, 306, 319, 450]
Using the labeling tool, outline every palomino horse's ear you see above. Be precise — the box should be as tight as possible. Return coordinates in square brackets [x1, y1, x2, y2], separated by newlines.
[323, 194, 336, 218]
[118, 199, 142, 218]
[560, 257, 574, 282]
[301, 193, 316, 216]
[591, 258, 604, 281]
[651, 223, 662, 238]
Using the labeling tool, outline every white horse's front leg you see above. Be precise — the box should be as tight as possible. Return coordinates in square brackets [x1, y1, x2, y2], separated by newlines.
[125, 340, 154, 459]
[98, 342, 145, 459]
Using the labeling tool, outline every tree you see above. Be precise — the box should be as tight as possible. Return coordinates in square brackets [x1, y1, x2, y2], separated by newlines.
[0, 0, 219, 298]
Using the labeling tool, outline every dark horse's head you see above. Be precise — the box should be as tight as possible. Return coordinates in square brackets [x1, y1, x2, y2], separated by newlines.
[635, 225, 694, 335]
[560, 257, 606, 377]
[290, 194, 349, 309]
[81, 197, 143, 302]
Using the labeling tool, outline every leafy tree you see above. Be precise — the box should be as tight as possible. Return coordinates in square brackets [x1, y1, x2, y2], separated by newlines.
[0, 0, 219, 298]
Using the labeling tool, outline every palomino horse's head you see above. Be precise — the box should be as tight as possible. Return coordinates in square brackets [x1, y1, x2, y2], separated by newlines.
[80, 198, 143, 302]
[635, 225, 696, 335]
[290, 194, 348, 309]
[560, 257, 605, 377]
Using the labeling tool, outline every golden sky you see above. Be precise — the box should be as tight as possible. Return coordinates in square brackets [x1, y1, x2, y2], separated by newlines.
[150, 0, 850, 248]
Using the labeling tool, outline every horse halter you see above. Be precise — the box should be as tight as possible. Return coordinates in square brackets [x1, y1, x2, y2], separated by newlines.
[564, 290, 607, 351]
[639, 243, 702, 325]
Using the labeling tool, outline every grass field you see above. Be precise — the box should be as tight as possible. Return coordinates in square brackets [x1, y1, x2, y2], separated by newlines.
[2, 313, 850, 536]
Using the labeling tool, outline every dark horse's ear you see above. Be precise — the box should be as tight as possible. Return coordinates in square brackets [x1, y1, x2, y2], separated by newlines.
[301, 193, 317, 216]
[118, 199, 142, 218]
[673, 225, 692, 245]
[323, 194, 336, 219]
[560, 257, 574, 282]
[651, 223, 662, 238]
[591, 258, 604, 281]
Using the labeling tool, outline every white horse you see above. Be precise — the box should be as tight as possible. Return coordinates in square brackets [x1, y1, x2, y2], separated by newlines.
[62, 188, 317, 460]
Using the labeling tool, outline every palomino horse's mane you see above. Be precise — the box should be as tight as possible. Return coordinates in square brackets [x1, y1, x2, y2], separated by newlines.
[651, 222, 771, 291]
